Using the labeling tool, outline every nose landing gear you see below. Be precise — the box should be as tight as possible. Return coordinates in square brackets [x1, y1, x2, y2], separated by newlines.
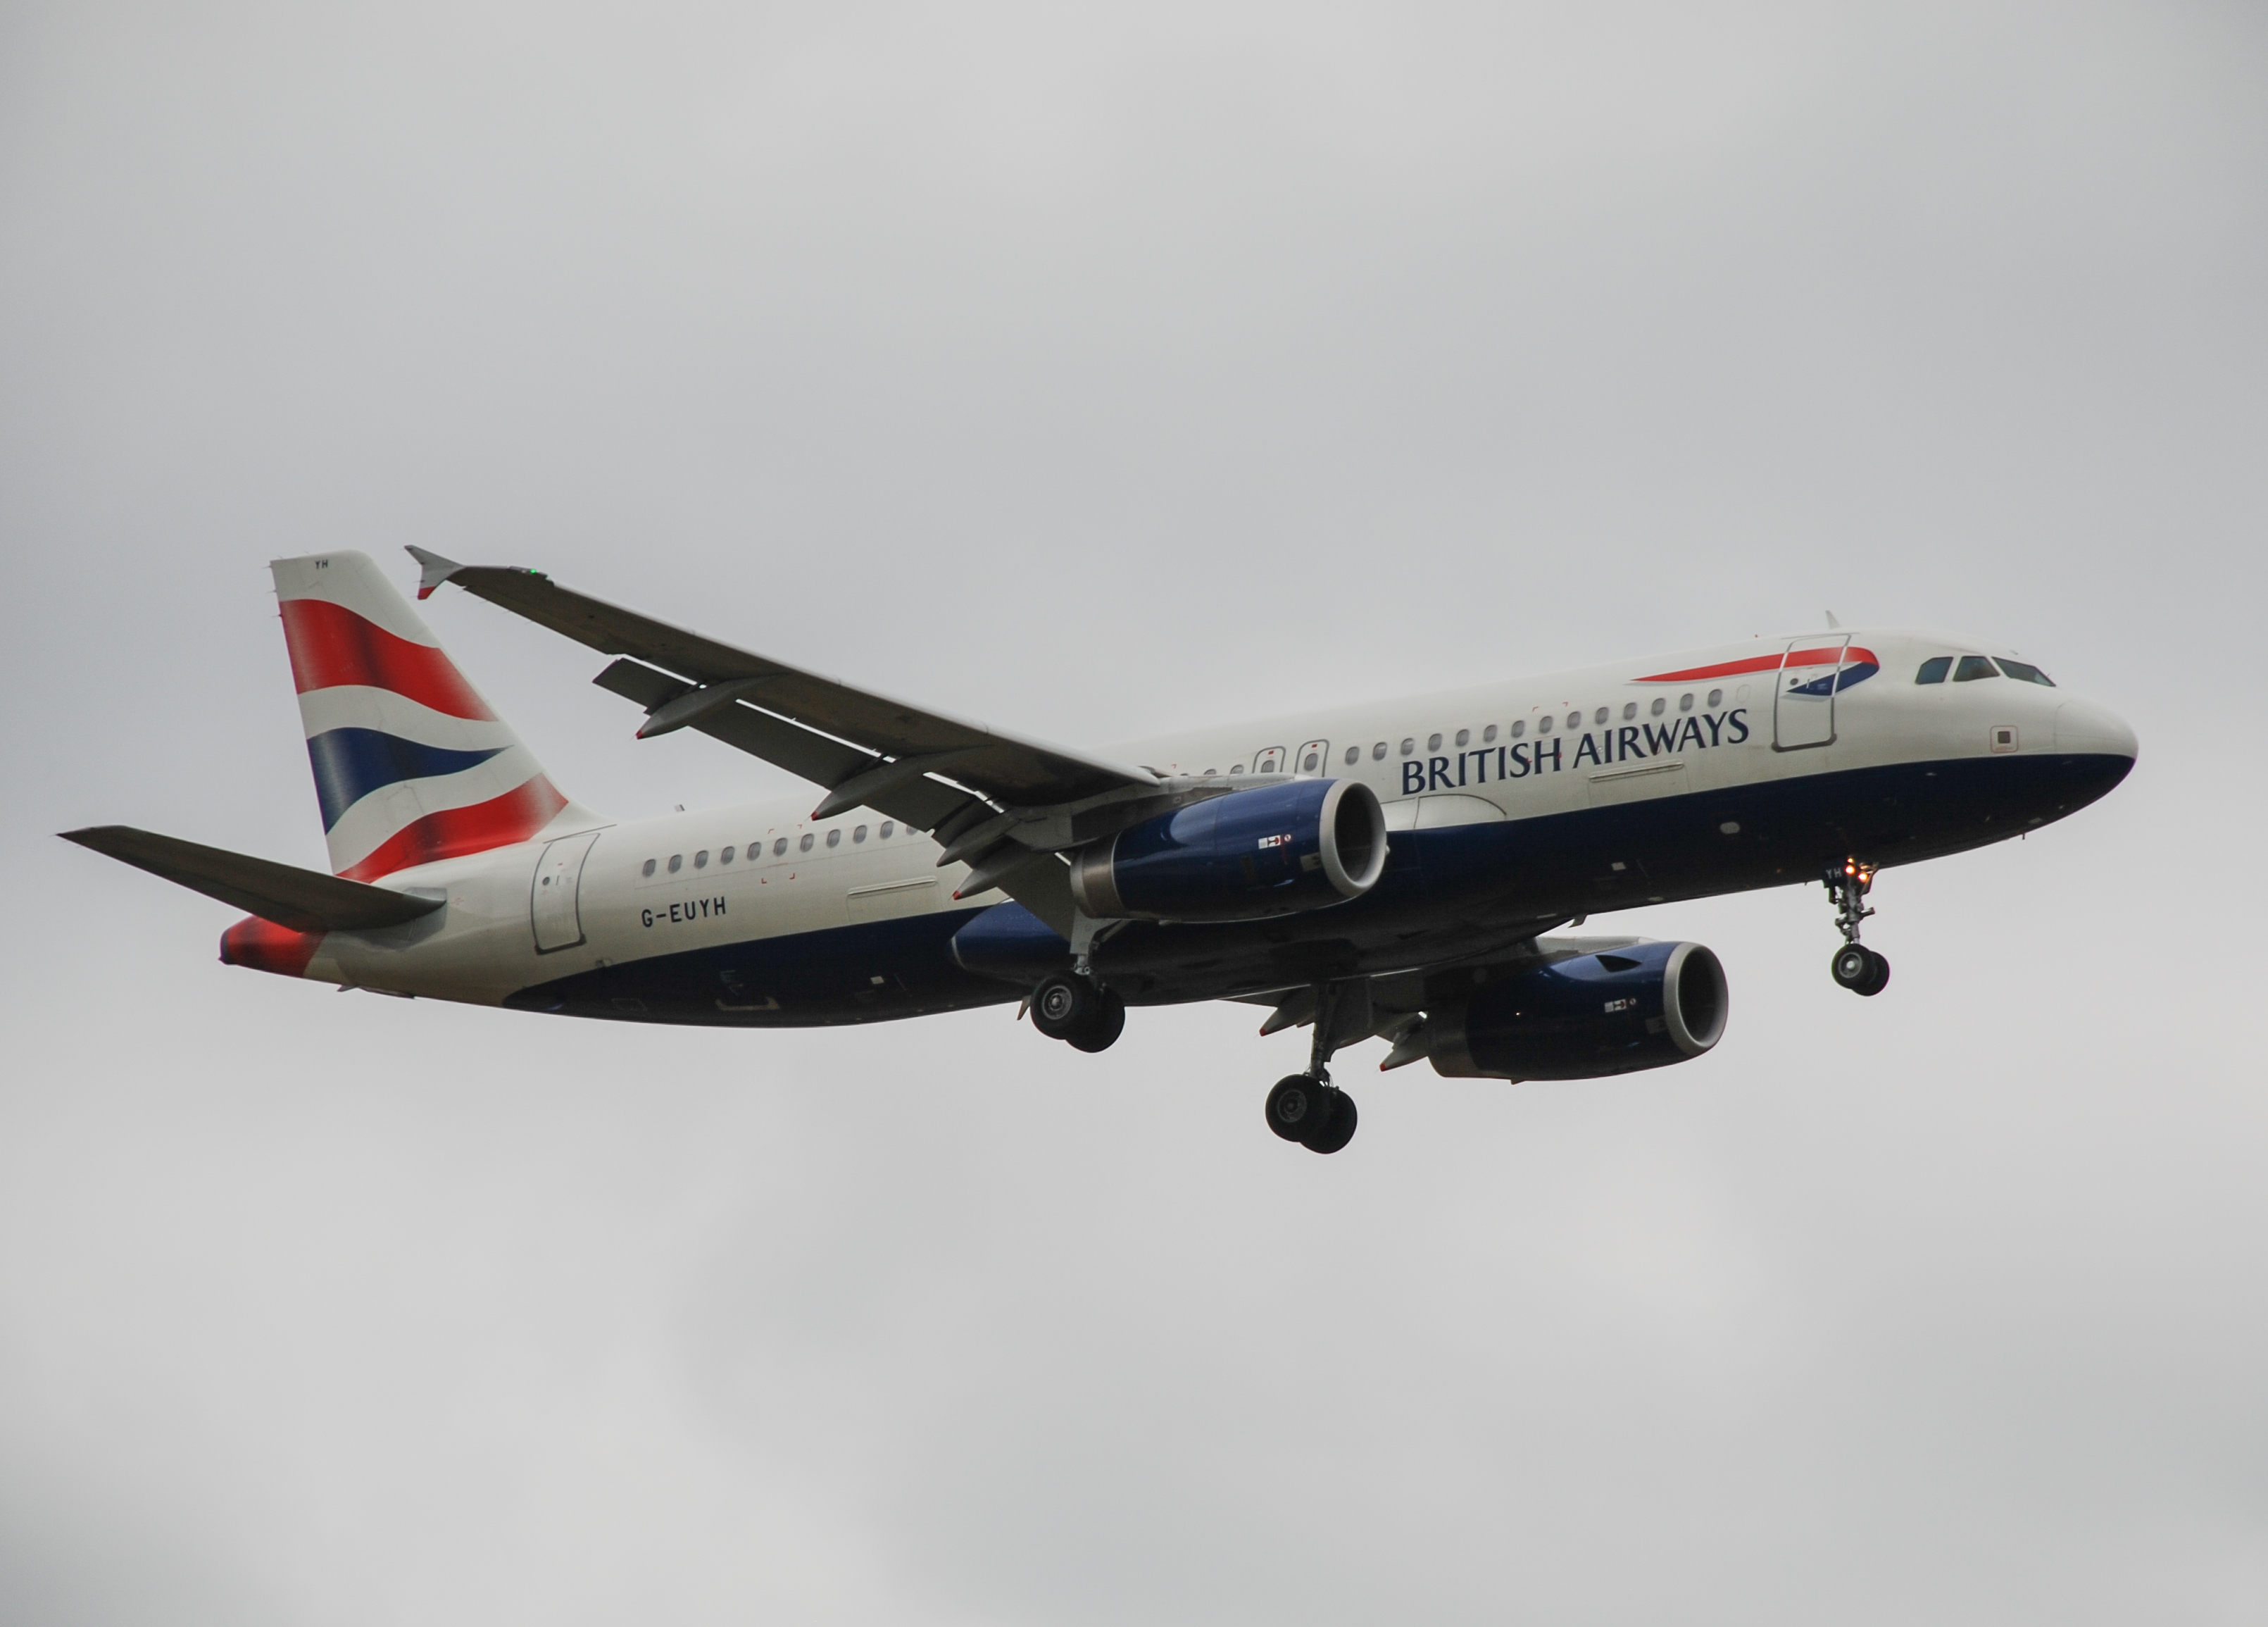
[1825, 860, 1891, 996]
[1262, 980, 1362, 1154]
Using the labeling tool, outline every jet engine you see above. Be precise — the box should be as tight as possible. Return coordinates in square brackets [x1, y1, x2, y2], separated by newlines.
[1423, 941, 1729, 1080]
[1069, 778, 1388, 923]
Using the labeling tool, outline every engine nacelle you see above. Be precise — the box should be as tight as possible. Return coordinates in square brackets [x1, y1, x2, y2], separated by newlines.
[1425, 941, 1729, 1080]
[1069, 778, 1388, 923]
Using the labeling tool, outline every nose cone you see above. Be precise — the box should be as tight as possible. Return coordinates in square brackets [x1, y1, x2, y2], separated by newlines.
[2054, 699, 2140, 762]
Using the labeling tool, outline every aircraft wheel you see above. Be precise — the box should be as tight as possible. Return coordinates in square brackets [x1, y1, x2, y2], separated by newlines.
[1830, 945, 1891, 997]
[1265, 1074, 1329, 1143]
[1066, 991, 1125, 1053]
[1031, 973, 1101, 1041]
[1304, 1090, 1358, 1155]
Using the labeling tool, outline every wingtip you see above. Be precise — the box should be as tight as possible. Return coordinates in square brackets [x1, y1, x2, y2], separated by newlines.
[404, 545, 465, 601]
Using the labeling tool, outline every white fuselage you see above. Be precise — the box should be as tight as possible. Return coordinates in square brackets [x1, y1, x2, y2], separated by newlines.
[292, 628, 2135, 1008]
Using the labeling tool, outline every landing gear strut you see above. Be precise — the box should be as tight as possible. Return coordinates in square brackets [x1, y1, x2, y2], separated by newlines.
[1029, 972, 1125, 1052]
[1825, 859, 1891, 997]
[1263, 980, 1360, 1154]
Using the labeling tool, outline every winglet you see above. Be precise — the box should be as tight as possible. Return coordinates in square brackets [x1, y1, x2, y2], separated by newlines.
[405, 546, 465, 601]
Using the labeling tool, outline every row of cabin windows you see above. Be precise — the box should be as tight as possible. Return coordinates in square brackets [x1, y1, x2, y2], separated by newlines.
[639, 820, 900, 878]
[1202, 663, 2045, 780]
[1915, 656, 2055, 686]
[1201, 690, 1731, 776]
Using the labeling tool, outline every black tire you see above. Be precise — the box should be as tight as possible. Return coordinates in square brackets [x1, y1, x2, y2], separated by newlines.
[1265, 1074, 1329, 1142]
[1030, 973, 1098, 1041]
[1067, 992, 1126, 1053]
[1830, 944, 1874, 992]
[1305, 1090, 1358, 1155]
[1856, 949, 1891, 997]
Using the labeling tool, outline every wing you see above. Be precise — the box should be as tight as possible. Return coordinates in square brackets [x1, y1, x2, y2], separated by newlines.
[408, 549, 1168, 935]
[61, 826, 446, 933]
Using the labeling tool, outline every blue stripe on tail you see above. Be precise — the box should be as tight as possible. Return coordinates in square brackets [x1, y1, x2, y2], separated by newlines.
[306, 728, 506, 830]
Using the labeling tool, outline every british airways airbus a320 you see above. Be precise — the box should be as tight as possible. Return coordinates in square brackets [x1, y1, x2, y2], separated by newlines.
[66, 550, 2136, 1154]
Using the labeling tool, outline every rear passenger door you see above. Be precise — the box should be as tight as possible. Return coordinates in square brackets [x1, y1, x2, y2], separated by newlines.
[531, 830, 603, 952]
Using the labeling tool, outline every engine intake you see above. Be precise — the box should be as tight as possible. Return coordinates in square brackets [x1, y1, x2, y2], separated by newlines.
[1426, 941, 1728, 1080]
[1070, 778, 1388, 922]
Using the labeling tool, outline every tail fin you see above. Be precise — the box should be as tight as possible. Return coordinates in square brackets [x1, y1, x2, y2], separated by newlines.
[272, 551, 599, 880]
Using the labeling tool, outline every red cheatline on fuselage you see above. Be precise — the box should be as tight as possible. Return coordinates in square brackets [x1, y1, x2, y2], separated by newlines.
[1636, 647, 1879, 684]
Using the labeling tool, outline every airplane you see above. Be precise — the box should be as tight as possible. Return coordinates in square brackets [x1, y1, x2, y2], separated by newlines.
[63, 550, 2137, 1155]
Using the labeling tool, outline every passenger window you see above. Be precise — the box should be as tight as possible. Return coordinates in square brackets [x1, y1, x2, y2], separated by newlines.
[1593, 707, 1608, 726]
[1537, 716, 1553, 735]
[1649, 698, 1665, 717]
[1427, 733, 1442, 752]
[1400, 739, 1415, 756]
[879, 822, 894, 838]
[1454, 729, 1470, 747]
[798, 833, 814, 852]
[641, 858, 656, 877]
[1620, 703, 1635, 721]
[1372, 742, 1386, 760]
[853, 825, 867, 842]
[1343, 746, 1360, 765]
[1996, 659, 2055, 686]
[1707, 688, 1722, 708]
[694, 850, 709, 868]
[1953, 655, 1999, 682]
[720, 845, 735, 864]
[826, 828, 841, 847]
[774, 837, 789, 856]
[668, 854, 683, 873]
[1680, 693, 1694, 713]
[1482, 724, 1498, 742]
[1915, 656, 1953, 684]
[1301, 749, 1320, 772]
[1510, 720, 1526, 738]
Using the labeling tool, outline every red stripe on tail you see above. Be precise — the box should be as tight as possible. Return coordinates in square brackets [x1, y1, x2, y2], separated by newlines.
[338, 775, 568, 881]
[280, 598, 496, 720]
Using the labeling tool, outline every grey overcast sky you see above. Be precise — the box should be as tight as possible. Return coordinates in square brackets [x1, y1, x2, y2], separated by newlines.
[4, 2, 2264, 1622]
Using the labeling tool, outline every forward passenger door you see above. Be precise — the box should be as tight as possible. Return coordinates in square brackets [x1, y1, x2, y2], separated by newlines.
[1772, 637, 1850, 752]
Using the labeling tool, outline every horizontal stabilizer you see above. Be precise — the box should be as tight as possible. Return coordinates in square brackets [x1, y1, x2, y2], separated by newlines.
[59, 826, 446, 933]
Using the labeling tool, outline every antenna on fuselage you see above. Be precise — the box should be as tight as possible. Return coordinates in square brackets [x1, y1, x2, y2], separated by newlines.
[1824, 611, 1842, 629]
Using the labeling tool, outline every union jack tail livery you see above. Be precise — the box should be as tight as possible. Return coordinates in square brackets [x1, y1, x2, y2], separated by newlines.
[272, 551, 596, 881]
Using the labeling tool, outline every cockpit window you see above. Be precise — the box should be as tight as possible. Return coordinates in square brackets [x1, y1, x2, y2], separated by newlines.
[1953, 655, 1999, 682]
[1915, 656, 1952, 684]
[1995, 658, 2055, 686]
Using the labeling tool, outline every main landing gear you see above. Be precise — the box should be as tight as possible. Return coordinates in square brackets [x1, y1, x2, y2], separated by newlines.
[1029, 971, 1125, 1052]
[1264, 981, 1360, 1155]
[1825, 859, 1891, 997]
